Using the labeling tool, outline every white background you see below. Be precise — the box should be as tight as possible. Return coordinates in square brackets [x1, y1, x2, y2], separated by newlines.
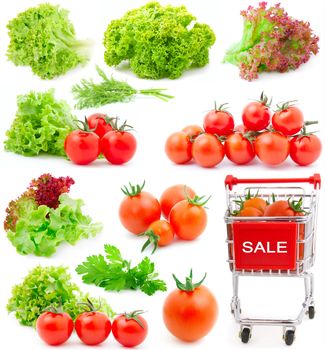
[0, 0, 324, 349]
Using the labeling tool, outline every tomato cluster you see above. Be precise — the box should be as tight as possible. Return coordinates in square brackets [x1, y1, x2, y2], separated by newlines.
[65, 114, 137, 165]
[165, 94, 322, 167]
[119, 183, 210, 253]
[36, 302, 148, 347]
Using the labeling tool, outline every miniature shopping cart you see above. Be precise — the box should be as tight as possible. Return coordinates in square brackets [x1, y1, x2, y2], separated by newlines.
[224, 174, 321, 346]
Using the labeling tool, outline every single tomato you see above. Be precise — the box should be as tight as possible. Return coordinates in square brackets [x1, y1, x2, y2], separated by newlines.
[182, 125, 204, 139]
[87, 113, 114, 138]
[141, 220, 175, 253]
[264, 199, 305, 217]
[272, 103, 304, 136]
[165, 131, 192, 164]
[203, 103, 234, 136]
[290, 134, 322, 166]
[225, 133, 255, 165]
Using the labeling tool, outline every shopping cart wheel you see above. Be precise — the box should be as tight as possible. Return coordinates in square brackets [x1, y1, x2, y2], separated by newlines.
[240, 327, 251, 344]
[308, 306, 315, 319]
[284, 330, 295, 346]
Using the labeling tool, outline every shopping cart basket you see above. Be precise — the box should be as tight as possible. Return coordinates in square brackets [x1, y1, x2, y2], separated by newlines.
[224, 174, 321, 345]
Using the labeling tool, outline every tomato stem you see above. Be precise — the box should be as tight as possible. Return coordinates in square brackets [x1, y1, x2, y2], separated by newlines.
[184, 187, 211, 208]
[75, 116, 98, 133]
[139, 229, 160, 254]
[275, 100, 298, 111]
[77, 298, 101, 312]
[121, 181, 145, 197]
[172, 269, 207, 292]
[122, 310, 146, 328]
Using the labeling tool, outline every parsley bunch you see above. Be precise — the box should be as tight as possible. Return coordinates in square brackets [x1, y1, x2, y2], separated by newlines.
[76, 245, 167, 296]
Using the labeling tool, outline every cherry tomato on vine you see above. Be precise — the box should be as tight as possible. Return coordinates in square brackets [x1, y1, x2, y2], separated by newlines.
[242, 92, 271, 131]
[87, 113, 114, 138]
[140, 220, 174, 253]
[272, 102, 304, 136]
[264, 199, 305, 217]
[255, 132, 290, 166]
[119, 181, 161, 234]
[64, 118, 100, 165]
[101, 120, 137, 165]
[36, 311, 74, 346]
[112, 311, 148, 348]
[182, 125, 204, 139]
[160, 185, 196, 219]
[75, 299, 111, 345]
[290, 134, 322, 166]
[203, 103, 234, 136]
[163, 270, 218, 342]
[165, 131, 192, 164]
[192, 133, 225, 168]
[225, 133, 255, 165]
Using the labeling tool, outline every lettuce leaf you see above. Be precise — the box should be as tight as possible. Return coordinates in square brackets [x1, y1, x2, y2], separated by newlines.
[4, 90, 75, 156]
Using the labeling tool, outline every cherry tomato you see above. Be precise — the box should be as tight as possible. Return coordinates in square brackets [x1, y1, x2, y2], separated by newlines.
[119, 182, 161, 234]
[163, 271, 218, 342]
[192, 133, 225, 168]
[36, 311, 74, 346]
[169, 194, 209, 240]
[242, 92, 271, 131]
[64, 130, 100, 165]
[255, 132, 289, 166]
[290, 134, 322, 166]
[237, 207, 263, 217]
[112, 311, 148, 348]
[141, 220, 175, 253]
[101, 130, 137, 165]
[165, 132, 192, 164]
[225, 133, 255, 165]
[87, 113, 113, 138]
[264, 200, 304, 217]
[243, 197, 267, 213]
[203, 104, 234, 136]
[75, 311, 111, 345]
[160, 185, 196, 219]
[182, 125, 204, 139]
[234, 124, 248, 133]
[272, 105, 304, 136]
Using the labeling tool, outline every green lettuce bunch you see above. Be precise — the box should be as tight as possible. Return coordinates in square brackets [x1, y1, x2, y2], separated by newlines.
[103, 2, 216, 79]
[7, 3, 90, 79]
[7, 266, 114, 327]
[4, 90, 75, 157]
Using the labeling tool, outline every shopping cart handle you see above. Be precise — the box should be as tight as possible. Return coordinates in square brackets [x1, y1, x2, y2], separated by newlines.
[225, 174, 321, 190]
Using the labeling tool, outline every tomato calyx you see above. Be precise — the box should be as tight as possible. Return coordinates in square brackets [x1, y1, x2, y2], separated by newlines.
[288, 197, 307, 214]
[75, 117, 98, 133]
[121, 310, 146, 328]
[97, 114, 116, 125]
[110, 118, 134, 132]
[139, 229, 160, 254]
[78, 298, 101, 312]
[184, 187, 211, 208]
[172, 269, 207, 292]
[211, 101, 231, 113]
[121, 181, 145, 197]
[275, 100, 298, 111]
[290, 121, 319, 139]
[253, 91, 272, 107]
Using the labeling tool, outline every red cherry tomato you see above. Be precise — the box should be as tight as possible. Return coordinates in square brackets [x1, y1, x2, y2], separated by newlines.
[75, 311, 111, 345]
[192, 133, 225, 168]
[255, 132, 290, 166]
[182, 125, 204, 139]
[165, 131, 192, 164]
[234, 124, 248, 134]
[64, 130, 100, 165]
[272, 104, 304, 136]
[87, 113, 113, 138]
[242, 92, 271, 131]
[290, 134, 322, 166]
[36, 311, 74, 346]
[141, 220, 175, 253]
[203, 104, 234, 136]
[112, 312, 148, 348]
[225, 133, 255, 165]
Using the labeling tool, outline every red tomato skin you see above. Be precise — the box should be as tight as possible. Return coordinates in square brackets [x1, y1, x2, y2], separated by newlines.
[272, 107, 304, 136]
[112, 315, 148, 347]
[148, 220, 174, 246]
[255, 132, 290, 166]
[101, 131, 137, 165]
[182, 125, 204, 138]
[119, 192, 161, 234]
[64, 130, 100, 165]
[242, 102, 271, 131]
[75, 312, 111, 345]
[87, 113, 113, 138]
[169, 200, 207, 240]
[163, 286, 218, 342]
[290, 135, 322, 166]
[192, 134, 225, 168]
[234, 124, 248, 134]
[225, 133, 255, 165]
[203, 111, 234, 136]
[160, 185, 196, 219]
[36, 312, 74, 346]
[165, 132, 192, 164]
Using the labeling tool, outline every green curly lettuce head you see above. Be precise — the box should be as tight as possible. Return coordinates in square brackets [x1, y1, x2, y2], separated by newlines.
[4, 89, 75, 157]
[103, 2, 216, 79]
[7, 265, 114, 327]
[7, 3, 90, 79]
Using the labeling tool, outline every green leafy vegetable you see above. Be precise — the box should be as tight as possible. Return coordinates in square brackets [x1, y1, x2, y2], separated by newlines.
[76, 244, 167, 296]
[4, 174, 102, 257]
[4, 90, 75, 157]
[7, 266, 114, 327]
[103, 2, 215, 79]
[7, 3, 90, 79]
[72, 66, 174, 109]
[224, 2, 319, 81]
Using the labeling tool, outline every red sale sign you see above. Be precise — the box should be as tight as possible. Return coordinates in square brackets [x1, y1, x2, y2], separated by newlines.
[232, 221, 298, 270]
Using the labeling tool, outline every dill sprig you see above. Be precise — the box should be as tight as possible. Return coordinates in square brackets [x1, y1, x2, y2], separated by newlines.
[72, 66, 174, 109]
